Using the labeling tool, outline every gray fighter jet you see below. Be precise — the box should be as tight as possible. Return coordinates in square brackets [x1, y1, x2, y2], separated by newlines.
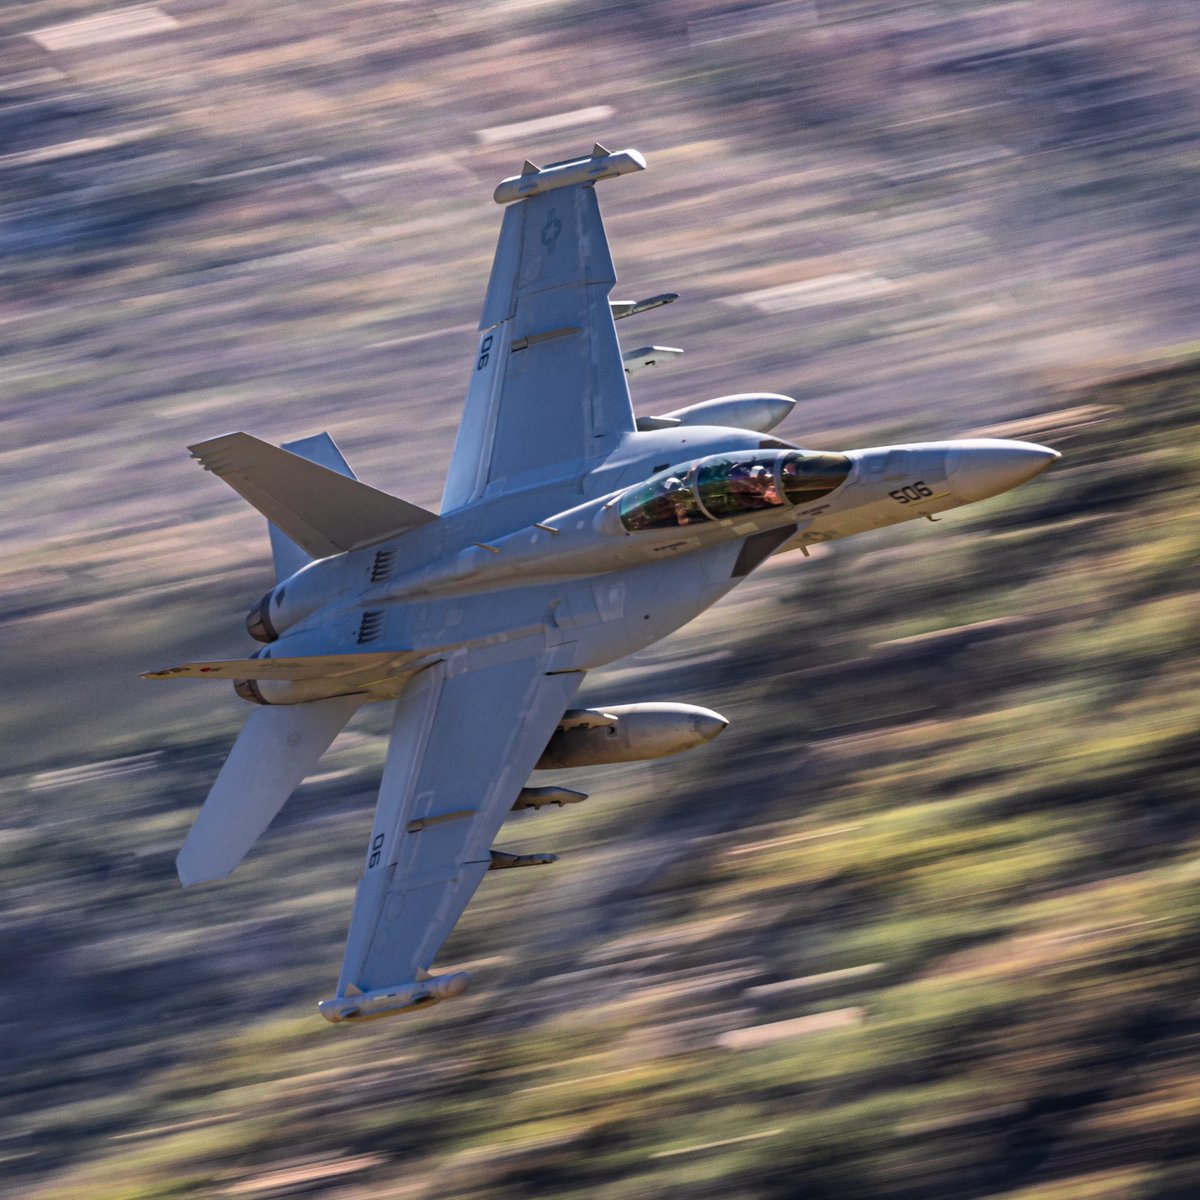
[147, 146, 1059, 1023]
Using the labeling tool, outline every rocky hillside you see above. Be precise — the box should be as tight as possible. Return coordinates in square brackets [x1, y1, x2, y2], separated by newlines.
[3, 2, 1200, 1197]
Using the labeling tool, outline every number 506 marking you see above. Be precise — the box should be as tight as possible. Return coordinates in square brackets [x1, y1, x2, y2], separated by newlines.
[890, 480, 934, 504]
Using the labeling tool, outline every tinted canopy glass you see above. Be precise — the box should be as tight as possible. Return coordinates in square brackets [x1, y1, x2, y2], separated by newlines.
[694, 455, 786, 518]
[780, 451, 852, 504]
[617, 468, 705, 531]
[618, 450, 851, 532]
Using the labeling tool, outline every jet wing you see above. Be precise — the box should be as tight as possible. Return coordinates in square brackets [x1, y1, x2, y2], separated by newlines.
[326, 642, 583, 1016]
[439, 148, 645, 512]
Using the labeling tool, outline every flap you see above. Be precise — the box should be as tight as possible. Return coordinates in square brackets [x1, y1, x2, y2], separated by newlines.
[143, 652, 406, 681]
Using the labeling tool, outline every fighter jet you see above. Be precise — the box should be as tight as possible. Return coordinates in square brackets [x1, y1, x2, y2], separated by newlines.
[146, 146, 1059, 1023]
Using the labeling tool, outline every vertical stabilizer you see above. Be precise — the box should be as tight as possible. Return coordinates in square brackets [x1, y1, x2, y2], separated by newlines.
[269, 433, 357, 581]
[176, 694, 361, 886]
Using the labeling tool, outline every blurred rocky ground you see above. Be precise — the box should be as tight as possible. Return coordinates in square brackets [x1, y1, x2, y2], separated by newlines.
[2, 2, 1200, 1198]
[3, 0, 1200, 764]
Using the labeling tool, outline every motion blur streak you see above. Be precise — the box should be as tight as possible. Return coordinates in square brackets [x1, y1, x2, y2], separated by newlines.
[4, 2, 1200, 1198]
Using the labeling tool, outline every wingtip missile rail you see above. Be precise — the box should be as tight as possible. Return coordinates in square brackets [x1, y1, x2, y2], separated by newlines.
[318, 971, 471, 1023]
[493, 146, 646, 204]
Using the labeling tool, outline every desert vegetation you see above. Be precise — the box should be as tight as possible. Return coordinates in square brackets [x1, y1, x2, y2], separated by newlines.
[3, 2, 1200, 1197]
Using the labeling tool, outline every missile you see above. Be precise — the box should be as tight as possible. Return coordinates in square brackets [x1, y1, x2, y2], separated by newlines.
[489, 849, 558, 869]
[318, 970, 470, 1023]
[623, 345, 684, 375]
[610, 292, 679, 321]
[537, 702, 727, 770]
[513, 785, 588, 811]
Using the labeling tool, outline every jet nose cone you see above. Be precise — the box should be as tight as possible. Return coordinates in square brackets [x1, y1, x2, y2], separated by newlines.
[947, 439, 1060, 504]
[692, 707, 729, 744]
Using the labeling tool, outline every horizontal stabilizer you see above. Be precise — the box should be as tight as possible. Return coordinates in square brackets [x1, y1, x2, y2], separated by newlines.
[143, 652, 405, 682]
[176, 695, 360, 886]
[190, 432, 437, 558]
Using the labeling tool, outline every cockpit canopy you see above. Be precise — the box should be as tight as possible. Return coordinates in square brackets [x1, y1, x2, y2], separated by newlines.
[618, 450, 852, 532]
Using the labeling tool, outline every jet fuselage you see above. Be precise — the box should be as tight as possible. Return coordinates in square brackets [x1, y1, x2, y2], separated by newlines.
[241, 427, 1057, 705]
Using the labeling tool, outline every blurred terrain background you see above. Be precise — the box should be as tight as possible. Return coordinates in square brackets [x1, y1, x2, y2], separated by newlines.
[2, 1, 1199, 1197]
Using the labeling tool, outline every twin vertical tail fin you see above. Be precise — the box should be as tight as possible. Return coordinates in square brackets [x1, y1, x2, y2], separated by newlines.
[175, 431, 438, 885]
[268, 433, 357, 581]
[176, 695, 361, 886]
[188, 430, 438, 575]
